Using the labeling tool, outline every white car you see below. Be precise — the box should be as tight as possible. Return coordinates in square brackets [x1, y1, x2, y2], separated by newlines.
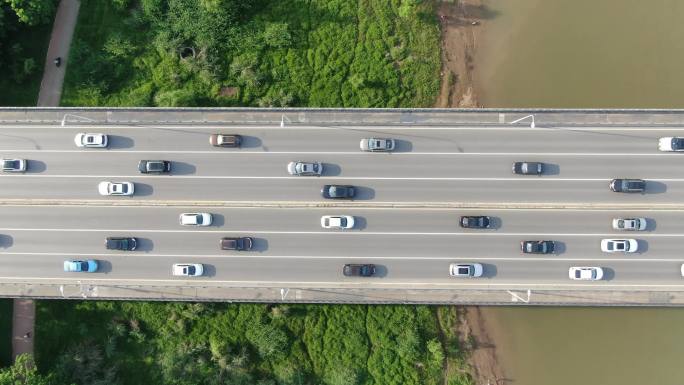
[569, 266, 604, 281]
[287, 161, 322, 176]
[681, 264, 684, 277]
[320, 215, 355, 229]
[1, 158, 26, 172]
[74, 133, 108, 148]
[449, 263, 483, 278]
[601, 239, 638, 253]
[360, 138, 395, 152]
[172, 263, 204, 277]
[612, 218, 646, 231]
[658, 137, 684, 152]
[179, 212, 213, 226]
[98, 181, 134, 196]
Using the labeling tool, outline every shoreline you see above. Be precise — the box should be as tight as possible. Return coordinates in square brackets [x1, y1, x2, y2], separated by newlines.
[435, 0, 485, 108]
[458, 306, 508, 385]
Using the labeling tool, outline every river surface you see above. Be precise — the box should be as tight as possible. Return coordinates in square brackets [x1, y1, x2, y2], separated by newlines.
[474, 1, 684, 384]
[475, 0, 684, 108]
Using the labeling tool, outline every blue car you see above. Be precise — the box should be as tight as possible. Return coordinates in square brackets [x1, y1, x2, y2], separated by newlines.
[63, 260, 99, 273]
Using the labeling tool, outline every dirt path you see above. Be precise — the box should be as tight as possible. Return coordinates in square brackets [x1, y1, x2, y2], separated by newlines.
[37, 0, 81, 107]
[435, 0, 486, 108]
[458, 306, 509, 385]
[11, 299, 35, 361]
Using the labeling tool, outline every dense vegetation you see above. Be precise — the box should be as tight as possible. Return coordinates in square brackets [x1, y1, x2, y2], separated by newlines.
[62, 0, 440, 107]
[0, 0, 55, 105]
[25, 301, 471, 385]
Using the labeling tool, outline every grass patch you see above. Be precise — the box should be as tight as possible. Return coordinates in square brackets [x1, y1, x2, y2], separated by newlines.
[0, 22, 51, 106]
[0, 299, 12, 367]
[62, 0, 440, 107]
[33, 301, 473, 385]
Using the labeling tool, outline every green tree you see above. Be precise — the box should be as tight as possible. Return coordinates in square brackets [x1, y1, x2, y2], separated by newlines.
[262, 23, 291, 48]
[0, 354, 58, 385]
[4, 0, 57, 26]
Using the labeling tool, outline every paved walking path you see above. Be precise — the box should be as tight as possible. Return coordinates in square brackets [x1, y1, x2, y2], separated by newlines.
[11, 299, 35, 361]
[37, 0, 80, 107]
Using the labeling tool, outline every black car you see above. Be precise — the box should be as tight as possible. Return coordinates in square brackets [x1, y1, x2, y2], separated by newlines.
[220, 237, 254, 251]
[138, 160, 171, 174]
[460, 216, 491, 229]
[321, 185, 355, 199]
[521, 240, 555, 254]
[343, 264, 376, 277]
[609, 178, 646, 193]
[105, 237, 138, 251]
[512, 161, 544, 175]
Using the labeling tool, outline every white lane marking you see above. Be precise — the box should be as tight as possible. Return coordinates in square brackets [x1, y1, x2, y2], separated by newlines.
[0, 275, 683, 288]
[0, 149, 679, 156]
[2, 175, 684, 181]
[2, 228, 684, 237]
[1, 251, 683, 261]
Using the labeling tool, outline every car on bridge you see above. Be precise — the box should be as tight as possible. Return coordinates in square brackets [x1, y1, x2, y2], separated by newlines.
[63, 260, 98, 273]
[601, 239, 638, 253]
[105, 237, 138, 251]
[321, 185, 355, 199]
[287, 161, 322, 176]
[1, 158, 26, 172]
[210, 134, 242, 147]
[220, 237, 254, 251]
[512, 161, 544, 175]
[74, 133, 108, 148]
[521, 240, 555, 254]
[179, 213, 213, 226]
[460, 215, 491, 229]
[360, 138, 395, 152]
[449, 263, 483, 278]
[569, 266, 603, 281]
[98, 181, 134, 196]
[658, 137, 684, 152]
[138, 160, 171, 174]
[321, 215, 354, 229]
[172, 263, 204, 277]
[612, 218, 646, 231]
[343, 264, 376, 277]
[610, 178, 646, 193]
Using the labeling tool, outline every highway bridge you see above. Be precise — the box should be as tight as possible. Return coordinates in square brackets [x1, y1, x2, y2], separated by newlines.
[1, 107, 684, 306]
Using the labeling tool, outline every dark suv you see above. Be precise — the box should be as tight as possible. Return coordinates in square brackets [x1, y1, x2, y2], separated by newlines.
[105, 237, 138, 250]
[220, 237, 254, 251]
[343, 264, 376, 277]
[321, 185, 355, 199]
[521, 240, 555, 254]
[610, 179, 646, 193]
[138, 160, 171, 174]
[460, 216, 491, 229]
[512, 161, 544, 175]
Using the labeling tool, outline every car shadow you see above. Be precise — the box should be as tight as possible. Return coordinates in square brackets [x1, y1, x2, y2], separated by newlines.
[107, 135, 134, 149]
[322, 163, 341, 176]
[352, 216, 367, 230]
[482, 263, 497, 278]
[95, 259, 113, 273]
[601, 267, 615, 281]
[542, 163, 560, 176]
[251, 238, 269, 252]
[210, 214, 225, 227]
[239, 136, 262, 149]
[392, 139, 413, 153]
[25, 160, 46, 173]
[645, 181, 667, 194]
[552, 241, 566, 254]
[170, 161, 196, 175]
[131, 183, 153, 197]
[134, 238, 154, 252]
[201, 264, 216, 277]
[645, 218, 657, 232]
[637, 239, 648, 253]
[372, 264, 388, 278]
[0, 234, 13, 248]
[485, 216, 501, 230]
[352, 186, 375, 200]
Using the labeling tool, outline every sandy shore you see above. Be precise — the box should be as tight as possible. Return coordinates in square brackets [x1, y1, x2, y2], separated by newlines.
[458, 306, 508, 385]
[435, 0, 486, 108]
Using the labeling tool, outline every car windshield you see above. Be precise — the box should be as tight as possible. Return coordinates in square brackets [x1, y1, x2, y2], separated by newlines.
[79, 262, 88, 270]
[616, 243, 625, 250]
[186, 266, 195, 275]
[574, 270, 582, 278]
[617, 220, 625, 227]
[194, 215, 202, 224]
[338, 218, 347, 226]
[674, 138, 684, 148]
[87, 137, 95, 143]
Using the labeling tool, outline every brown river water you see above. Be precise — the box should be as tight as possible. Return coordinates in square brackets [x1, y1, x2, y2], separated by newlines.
[473, 1, 684, 384]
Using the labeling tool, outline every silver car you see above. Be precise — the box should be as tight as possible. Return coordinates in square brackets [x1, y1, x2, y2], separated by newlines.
[612, 218, 646, 231]
[449, 263, 483, 278]
[1, 158, 26, 172]
[287, 161, 322, 176]
[360, 138, 395, 152]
